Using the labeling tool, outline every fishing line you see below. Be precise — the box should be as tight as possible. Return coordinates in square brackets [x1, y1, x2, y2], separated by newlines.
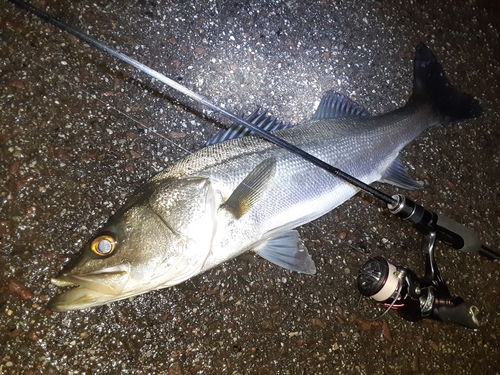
[23, 58, 195, 156]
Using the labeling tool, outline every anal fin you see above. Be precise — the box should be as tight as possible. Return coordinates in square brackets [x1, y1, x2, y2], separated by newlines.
[380, 157, 423, 190]
[254, 230, 316, 275]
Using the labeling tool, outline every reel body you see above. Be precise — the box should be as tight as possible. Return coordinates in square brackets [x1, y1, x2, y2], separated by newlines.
[356, 195, 483, 328]
[358, 257, 481, 328]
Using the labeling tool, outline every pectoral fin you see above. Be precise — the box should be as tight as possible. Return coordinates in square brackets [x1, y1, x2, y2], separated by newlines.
[223, 158, 276, 218]
[254, 230, 316, 275]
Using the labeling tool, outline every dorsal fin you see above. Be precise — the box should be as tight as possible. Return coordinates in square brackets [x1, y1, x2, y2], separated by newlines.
[311, 92, 370, 120]
[206, 110, 291, 146]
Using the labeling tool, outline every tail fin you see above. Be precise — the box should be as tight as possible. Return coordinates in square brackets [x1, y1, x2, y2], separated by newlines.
[412, 43, 482, 123]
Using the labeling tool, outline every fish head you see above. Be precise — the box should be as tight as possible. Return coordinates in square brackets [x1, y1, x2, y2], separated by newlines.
[49, 176, 217, 311]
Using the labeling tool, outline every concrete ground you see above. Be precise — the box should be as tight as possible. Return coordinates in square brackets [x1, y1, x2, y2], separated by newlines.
[1, 0, 499, 374]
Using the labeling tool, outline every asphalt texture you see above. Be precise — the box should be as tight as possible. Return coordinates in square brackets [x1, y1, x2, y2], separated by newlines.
[1, 0, 500, 374]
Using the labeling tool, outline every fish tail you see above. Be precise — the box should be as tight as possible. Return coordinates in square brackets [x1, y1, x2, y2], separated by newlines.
[411, 43, 482, 123]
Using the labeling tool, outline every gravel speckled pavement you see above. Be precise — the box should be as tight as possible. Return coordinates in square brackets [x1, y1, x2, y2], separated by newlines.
[1, 1, 499, 374]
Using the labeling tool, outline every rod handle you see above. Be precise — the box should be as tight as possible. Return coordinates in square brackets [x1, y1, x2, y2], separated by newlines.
[435, 302, 482, 329]
[434, 214, 481, 254]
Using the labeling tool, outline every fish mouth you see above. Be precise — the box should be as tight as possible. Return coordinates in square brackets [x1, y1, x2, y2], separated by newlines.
[49, 264, 131, 311]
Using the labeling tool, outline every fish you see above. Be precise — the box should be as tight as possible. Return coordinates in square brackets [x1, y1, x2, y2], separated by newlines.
[49, 43, 481, 311]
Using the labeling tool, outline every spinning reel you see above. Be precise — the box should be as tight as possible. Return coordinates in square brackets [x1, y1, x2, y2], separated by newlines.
[357, 194, 494, 328]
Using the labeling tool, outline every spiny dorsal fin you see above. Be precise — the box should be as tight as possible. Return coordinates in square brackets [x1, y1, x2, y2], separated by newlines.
[222, 158, 276, 218]
[311, 91, 370, 120]
[254, 230, 316, 274]
[206, 110, 291, 146]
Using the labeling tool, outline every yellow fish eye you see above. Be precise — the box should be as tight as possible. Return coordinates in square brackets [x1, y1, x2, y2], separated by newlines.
[90, 233, 118, 256]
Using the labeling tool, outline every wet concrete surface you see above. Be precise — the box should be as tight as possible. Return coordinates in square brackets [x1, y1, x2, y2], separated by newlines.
[1, 0, 500, 374]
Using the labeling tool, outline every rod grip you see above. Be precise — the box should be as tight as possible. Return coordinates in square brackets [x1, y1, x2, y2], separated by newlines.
[434, 214, 482, 254]
[434, 303, 482, 329]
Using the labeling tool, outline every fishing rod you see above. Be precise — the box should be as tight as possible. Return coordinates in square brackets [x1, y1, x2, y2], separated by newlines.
[9, 0, 498, 327]
[8, 0, 394, 206]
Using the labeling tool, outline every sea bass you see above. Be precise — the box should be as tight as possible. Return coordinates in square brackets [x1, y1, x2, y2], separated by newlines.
[49, 43, 481, 311]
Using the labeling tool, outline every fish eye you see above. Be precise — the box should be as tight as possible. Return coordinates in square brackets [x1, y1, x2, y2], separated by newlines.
[90, 233, 118, 256]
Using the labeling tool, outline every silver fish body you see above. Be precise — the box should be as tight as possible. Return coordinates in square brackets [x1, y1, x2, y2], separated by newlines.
[49, 43, 481, 311]
[176, 102, 437, 271]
